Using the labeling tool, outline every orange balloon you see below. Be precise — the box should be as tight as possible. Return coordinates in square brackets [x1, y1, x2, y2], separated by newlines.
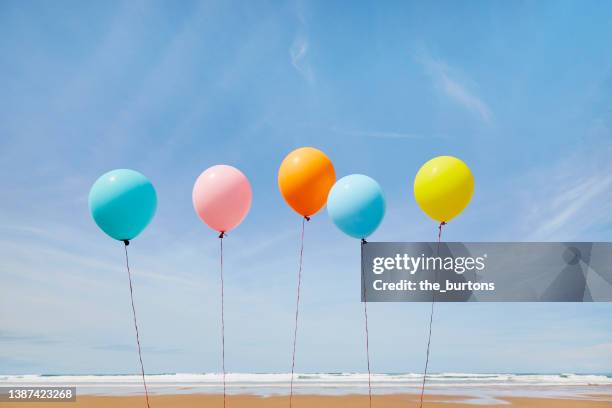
[278, 147, 336, 217]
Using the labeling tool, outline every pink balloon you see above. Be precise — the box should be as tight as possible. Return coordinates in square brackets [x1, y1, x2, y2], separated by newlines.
[192, 165, 252, 233]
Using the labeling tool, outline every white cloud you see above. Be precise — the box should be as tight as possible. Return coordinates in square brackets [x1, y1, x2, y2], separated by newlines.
[290, 35, 314, 83]
[530, 174, 612, 240]
[330, 126, 431, 140]
[511, 143, 612, 241]
[417, 54, 493, 124]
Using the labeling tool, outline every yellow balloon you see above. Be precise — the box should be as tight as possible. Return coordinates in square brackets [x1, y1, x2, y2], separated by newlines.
[413, 156, 474, 223]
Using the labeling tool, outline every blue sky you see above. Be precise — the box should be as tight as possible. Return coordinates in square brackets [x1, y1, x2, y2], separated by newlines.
[1, 0, 612, 375]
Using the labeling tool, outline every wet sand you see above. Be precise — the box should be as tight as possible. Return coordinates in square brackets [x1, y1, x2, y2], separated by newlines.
[3, 393, 612, 407]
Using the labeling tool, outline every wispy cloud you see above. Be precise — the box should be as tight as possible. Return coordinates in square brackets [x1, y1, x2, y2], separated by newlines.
[330, 126, 432, 140]
[92, 344, 183, 354]
[514, 142, 612, 241]
[0, 331, 60, 345]
[290, 35, 314, 83]
[530, 174, 612, 240]
[416, 53, 493, 124]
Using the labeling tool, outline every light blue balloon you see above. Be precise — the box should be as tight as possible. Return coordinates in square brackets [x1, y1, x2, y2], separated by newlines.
[88, 169, 157, 241]
[327, 174, 386, 239]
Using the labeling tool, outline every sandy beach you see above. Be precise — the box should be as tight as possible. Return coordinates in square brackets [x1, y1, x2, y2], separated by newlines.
[3, 394, 612, 408]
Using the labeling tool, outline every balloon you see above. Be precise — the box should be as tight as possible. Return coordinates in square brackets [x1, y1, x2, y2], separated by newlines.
[278, 147, 336, 217]
[89, 169, 157, 241]
[327, 174, 386, 239]
[192, 165, 252, 233]
[413, 156, 474, 223]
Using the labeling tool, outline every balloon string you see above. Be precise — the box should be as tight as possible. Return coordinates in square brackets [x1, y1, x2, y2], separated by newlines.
[219, 233, 227, 408]
[289, 216, 308, 408]
[361, 239, 372, 408]
[123, 241, 151, 408]
[418, 222, 445, 408]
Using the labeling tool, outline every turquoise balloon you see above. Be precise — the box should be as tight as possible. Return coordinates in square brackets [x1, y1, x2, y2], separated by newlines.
[89, 169, 157, 241]
[327, 174, 386, 239]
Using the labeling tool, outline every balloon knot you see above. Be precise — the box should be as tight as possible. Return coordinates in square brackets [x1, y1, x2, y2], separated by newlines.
[219, 231, 225, 239]
[123, 240, 130, 246]
[304, 216, 311, 222]
[361, 238, 368, 245]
